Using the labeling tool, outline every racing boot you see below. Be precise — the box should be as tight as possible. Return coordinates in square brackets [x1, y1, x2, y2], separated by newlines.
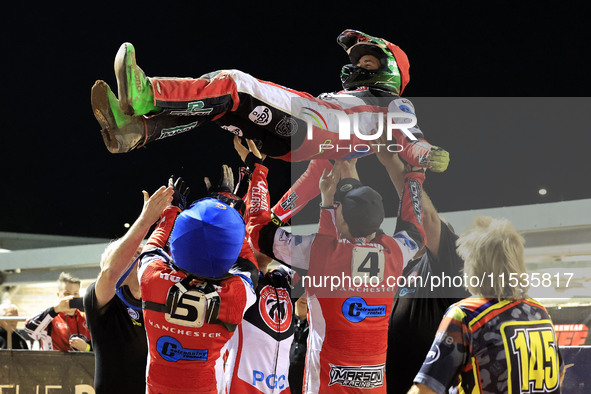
[92, 80, 205, 153]
[114, 42, 161, 116]
[91, 80, 149, 153]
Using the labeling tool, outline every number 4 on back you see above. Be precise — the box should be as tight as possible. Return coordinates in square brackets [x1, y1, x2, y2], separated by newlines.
[351, 247, 385, 284]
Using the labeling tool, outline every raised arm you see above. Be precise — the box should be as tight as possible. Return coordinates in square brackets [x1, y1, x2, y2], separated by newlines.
[271, 159, 333, 225]
[319, 162, 341, 208]
[339, 157, 359, 181]
[95, 185, 174, 308]
[374, 136, 427, 261]
[374, 134, 442, 258]
[393, 168, 427, 259]
[143, 177, 190, 252]
[234, 137, 314, 270]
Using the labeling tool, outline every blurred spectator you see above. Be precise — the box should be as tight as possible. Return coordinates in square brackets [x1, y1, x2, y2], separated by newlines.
[25, 272, 91, 351]
[0, 304, 29, 349]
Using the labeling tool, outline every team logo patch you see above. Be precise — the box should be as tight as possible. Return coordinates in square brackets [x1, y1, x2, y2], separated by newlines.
[220, 125, 243, 136]
[127, 307, 141, 320]
[158, 121, 200, 140]
[328, 363, 385, 388]
[339, 183, 354, 194]
[424, 345, 440, 365]
[259, 285, 293, 332]
[395, 98, 416, 115]
[342, 297, 386, 323]
[280, 191, 299, 211]
[393, 233, 418, 250]
[156, 336, 208, 362]
[275, 116, 298, 136]
[170, 101, 213, 116]
[398, 288, 416, 297]
[249, 106, 272, 126]
[408, 179, 423, 225]
[398, 104, 415, 115]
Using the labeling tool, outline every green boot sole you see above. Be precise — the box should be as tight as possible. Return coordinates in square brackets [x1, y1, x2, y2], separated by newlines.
[114, 42, 161, 116]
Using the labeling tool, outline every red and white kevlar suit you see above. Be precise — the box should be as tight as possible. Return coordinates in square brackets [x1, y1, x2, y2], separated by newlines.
[138, 206, 257, 394]
[271, 159, 334, 225]
[225, 265, 296, 394]
[142, 70, 431, 165]
[245, 163, 426, 393]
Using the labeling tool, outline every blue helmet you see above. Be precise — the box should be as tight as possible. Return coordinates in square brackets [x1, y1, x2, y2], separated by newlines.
[170, 198, 246, 278]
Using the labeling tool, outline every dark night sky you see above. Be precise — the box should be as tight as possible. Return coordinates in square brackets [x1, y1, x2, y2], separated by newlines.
[1, 1, 589, 239]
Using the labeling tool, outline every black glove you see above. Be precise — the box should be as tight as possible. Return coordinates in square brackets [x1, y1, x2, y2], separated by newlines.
[245, 152, 263, 171]
[169, 175, 190, 210]
[204, 164, 235, 194]
[204, 165, 246, 215]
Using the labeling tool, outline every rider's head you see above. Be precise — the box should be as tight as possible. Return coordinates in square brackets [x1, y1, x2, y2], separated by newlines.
[337, 29, 410, 95]
[333, 178, 385, 239]
[169, 198, 246, 279]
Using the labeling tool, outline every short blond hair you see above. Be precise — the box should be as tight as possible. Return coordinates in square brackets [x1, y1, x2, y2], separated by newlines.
[457, 216, 528, 299]
[58, 272, 81, 289]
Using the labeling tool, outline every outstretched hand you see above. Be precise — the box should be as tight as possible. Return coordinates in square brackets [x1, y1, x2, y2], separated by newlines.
[319, 162, 342, 206]
[338, 157, 359, 180]
[140, 185, 175, 225]
[204, 164, 234, 193]
[169, 175, 190, 210]
[233, 136, 266, 169]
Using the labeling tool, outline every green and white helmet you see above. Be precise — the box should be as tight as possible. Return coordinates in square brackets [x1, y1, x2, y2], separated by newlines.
[337, 29, 410, 95]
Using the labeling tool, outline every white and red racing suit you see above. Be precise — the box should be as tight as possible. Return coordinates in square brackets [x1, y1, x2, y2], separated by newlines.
[138, 205, 257, 394]
[245, 164, 426, 393]
[24, 308, 90, 351]
[219, 167, 298, 394]
[225, 266, 296, 394]
[142, 70, 433, 165]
